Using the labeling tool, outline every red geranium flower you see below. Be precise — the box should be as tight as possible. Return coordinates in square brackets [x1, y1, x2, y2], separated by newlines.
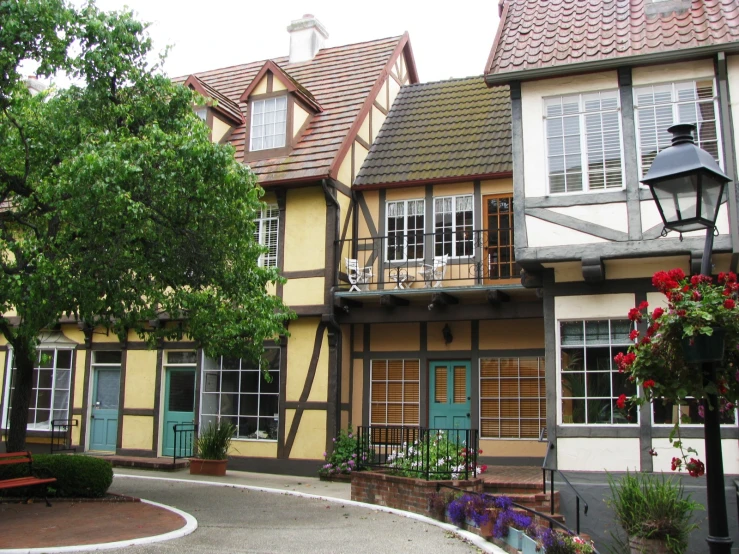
[627, 307, 642, 322]
[643, 379, 656, 389]
[671, 457, 682, 471]
[629, 330, 640, 341]
[616, 394, 627, 409]
[724, 299, 735, 309]
[651, 307, 664, 319]
[686, 458, 705, 478]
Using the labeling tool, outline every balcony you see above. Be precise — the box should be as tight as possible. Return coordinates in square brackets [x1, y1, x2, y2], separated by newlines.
[336, 229, 519, 292]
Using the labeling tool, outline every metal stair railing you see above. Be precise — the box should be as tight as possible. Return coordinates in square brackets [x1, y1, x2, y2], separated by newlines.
[541, 434, 590, 535]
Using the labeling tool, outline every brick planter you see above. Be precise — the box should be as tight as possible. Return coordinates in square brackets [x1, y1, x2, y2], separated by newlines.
[351, 470, 483, 518]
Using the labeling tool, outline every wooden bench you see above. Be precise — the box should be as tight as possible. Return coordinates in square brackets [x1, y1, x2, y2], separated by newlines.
[0, 451, 57, 507]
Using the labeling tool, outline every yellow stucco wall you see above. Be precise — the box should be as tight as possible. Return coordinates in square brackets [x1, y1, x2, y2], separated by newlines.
[480, 439, 547, 457]
[353, 143, 369, 184]
[293, 104, 309, 138]
[0, 350, 5, 401]
[352, 359, 363, 426]
[376, 80, 388, 111]
[370, 323, 420, 351]
[357, 112, 370, 144]
[386, 187, 425, 201]
[370, 107, 385, 143]
[252, 75, 268, 95]
[478, 319, 545, 350]
[285, 318, 328, 404]
[229, 440, 278, 457]
[284, 187, 325, 272]
[123, 350, 157, 409]
[272, 76, 287, 92]
[357, 191, 379, 239]
[427, 321, 471, 351]
[632, 59, 714, 86]
[434, 181, 474, 196]
[288, 409, 327, 459]
[341, 325, 351, 405]
[480, 178, 513, 195]
[282, 277, 325, 306]
[121, 415, 153, 450]
[73, 350, 87, 409]
[211, 114, 231, 143]
[337, 151, 352, 188]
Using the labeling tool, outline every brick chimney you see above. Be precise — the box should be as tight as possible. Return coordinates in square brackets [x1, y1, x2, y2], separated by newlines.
[287, 14, 328, 64]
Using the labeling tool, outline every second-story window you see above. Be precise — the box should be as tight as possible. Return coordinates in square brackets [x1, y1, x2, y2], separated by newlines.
[434, 195, 473, 258]
[635, 80, 721, 177]
[250, 97, 287, 151]
[544, 91, 623, 194]
[255, 204, 279, 268]
[386, 199, 424, 262]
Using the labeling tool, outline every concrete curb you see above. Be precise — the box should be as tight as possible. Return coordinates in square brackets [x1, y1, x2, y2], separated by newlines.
[0, 498, 198, 554]
[115, 473, 505, 554]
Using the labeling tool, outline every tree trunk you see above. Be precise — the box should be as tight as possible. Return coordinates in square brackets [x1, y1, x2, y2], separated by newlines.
[6, 339, 35, 453]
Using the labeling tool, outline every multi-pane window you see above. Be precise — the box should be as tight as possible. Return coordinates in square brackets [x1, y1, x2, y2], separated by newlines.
[2, 348, 73, 430]
[250, 97, 287, 151]
[653, 398, 736, 426]
[200, 349, 280, 440]
[386, 200, 424, 262]
[545, 91, 623, 193]
[635, 80, 720, 177]
[434, 195, 473, 258]
[480, 357, 546, 439]
[485, 195, 515, 279]
[560, 320, 637, 425]
[370, 359, 420, 426]
[255, 204, 279, 268]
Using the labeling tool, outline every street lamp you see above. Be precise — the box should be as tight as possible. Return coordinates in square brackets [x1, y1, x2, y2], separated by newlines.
[641, 123, 733, 554]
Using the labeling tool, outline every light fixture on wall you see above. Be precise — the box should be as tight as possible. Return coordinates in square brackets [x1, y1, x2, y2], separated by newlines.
[442, 324, 453, 345]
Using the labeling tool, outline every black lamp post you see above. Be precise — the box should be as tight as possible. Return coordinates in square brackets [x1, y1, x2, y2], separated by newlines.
[641, 123, 733, 554]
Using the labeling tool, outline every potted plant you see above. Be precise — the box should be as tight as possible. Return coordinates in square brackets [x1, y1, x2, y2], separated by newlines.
[190, 420, 235, 476]
[615, 269, 739, 473]
[535, 528, 596, 554]
[607, 471, 701, 553]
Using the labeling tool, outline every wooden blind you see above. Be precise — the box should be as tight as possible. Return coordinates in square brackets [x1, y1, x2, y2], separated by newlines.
[370, 359, 420, 427]
[453, 366, 466, 404]
[435, 366, 447, 403]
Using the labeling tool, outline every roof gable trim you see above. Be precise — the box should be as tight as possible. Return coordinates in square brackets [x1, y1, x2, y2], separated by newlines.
[239, 60, 323, 113]
[183, 75, 245, 125]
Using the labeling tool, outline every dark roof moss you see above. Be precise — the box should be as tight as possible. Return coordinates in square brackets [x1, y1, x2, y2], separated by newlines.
[355, 76, 511, 187]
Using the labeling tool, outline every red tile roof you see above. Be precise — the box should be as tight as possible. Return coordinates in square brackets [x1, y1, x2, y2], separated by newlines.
[176, 35, 414, 185]
[355, 77, 511, 187]
[486, 0, 739, 82]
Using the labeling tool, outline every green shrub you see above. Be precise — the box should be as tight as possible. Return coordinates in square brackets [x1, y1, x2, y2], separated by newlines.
[0, 454, 113, 498]
[319, 425, 371, 476]
[196, 420, 235, 460]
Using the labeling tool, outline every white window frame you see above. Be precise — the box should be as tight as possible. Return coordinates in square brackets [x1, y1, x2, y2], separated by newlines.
[634, 79, 723, 179]
[1, 347, 74, 431]
[652, 396, 737, 427]
[544, 90, 625, 195]
[433, 194, 474, 259]
[250, 96, 287, 152]
[385, 199, 425, 262]
[255, 204, 279, 268]
[199, 349, 280, 441]
[557, 319, 637, 426]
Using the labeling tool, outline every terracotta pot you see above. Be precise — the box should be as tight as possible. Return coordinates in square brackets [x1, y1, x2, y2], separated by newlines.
[629, 536, 670, 554]
[189, 458, 227, 476]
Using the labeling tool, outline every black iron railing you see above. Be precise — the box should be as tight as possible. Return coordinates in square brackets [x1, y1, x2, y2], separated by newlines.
[356, 426, 478, 480]
[50, 419, 78, 454]
[173, 422, 197, 463]
[336, 230, 519, 291]
[542, 439, 589, 535]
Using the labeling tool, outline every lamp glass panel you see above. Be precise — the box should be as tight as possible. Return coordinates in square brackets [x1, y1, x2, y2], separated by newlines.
[700, 175, 725, 224]
[651, 175, 698, 225]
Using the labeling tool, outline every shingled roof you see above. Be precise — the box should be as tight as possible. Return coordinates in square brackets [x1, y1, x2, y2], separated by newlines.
[355, 77, 512, 188]
[485, 0, 739, 84]
[177, 35, 413, 185]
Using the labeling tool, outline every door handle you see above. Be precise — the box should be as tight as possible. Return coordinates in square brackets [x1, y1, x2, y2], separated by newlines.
[467, 413, 470, 417]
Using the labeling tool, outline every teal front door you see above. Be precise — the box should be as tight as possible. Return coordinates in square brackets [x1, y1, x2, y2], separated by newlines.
[429, 361, 471, 431]
[89, 368, 120, 451]
[162, 368, 196, 457]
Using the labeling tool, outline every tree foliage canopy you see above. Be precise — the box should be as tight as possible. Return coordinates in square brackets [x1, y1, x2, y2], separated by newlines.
[0, 0, 293, 450]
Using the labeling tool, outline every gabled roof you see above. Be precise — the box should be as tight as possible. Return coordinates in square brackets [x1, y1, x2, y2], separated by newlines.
[183, 75, 244, 125]
[355, 76, 511, 188]
[176, 34, 416, 185]
[485, 0, 739, 85]
[239, 60, 323, 113]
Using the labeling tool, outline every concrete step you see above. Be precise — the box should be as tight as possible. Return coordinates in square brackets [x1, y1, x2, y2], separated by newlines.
[86, 454, 189, 470]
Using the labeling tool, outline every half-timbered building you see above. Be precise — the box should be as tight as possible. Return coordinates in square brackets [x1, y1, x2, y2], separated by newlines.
[484, 0, 739, 474]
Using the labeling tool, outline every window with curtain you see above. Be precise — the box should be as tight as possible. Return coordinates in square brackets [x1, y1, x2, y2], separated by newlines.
[434, 195, 473, 258]
[2, 348, 73, 430]
[634, 80, 721, 177]
[386, 199, 424, 262]
[560, 319, 637, 425]
[545, 91, 623, 194]
[370, 359, 419, 426]
[200, 349, 280, 440]
[480, 357, 545, 439]
[255, 204, 279, 268]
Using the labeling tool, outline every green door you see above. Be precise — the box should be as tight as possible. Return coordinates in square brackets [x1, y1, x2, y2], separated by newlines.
[429, 361, 471, 431]
[162, 368, 196, 457]
[89, 368, 120, 452]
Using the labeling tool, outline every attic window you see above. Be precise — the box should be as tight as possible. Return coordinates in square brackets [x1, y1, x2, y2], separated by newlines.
[195, 108, 207, 121]
[250, 97, 287, 151]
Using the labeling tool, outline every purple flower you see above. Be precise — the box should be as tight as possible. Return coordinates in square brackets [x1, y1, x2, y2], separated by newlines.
[323, 452, 327, 457]
[332, 437, 336, 442]
[698, 404, 706, 419]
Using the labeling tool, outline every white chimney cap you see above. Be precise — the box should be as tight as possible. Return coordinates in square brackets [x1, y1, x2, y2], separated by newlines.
[287, 15, 328, 64]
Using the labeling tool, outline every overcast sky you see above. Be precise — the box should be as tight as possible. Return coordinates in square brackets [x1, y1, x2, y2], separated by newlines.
[83, 0, 500, 83]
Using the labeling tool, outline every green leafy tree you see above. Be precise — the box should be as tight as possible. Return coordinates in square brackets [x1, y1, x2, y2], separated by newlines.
[0, 0, 292, 452]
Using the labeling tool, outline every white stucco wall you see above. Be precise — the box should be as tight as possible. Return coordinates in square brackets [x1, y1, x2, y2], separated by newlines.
[557, 438, 641, 471]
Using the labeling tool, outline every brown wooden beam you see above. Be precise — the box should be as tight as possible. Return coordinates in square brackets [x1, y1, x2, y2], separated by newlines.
[430, 292, 459, 306]
[486, 290, 511, 305]
[380, 294, 410, 307]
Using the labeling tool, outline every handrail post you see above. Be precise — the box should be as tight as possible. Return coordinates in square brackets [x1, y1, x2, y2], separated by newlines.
[173, 423, 177, 464]
[576, 497, 580, 535]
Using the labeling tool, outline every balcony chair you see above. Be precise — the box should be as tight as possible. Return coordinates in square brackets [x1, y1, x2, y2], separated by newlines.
[345, 258, 373, 292]
[419, 254, 449, 288]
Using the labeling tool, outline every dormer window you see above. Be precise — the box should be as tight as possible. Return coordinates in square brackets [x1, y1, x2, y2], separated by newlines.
[250, 97, 288, 151]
